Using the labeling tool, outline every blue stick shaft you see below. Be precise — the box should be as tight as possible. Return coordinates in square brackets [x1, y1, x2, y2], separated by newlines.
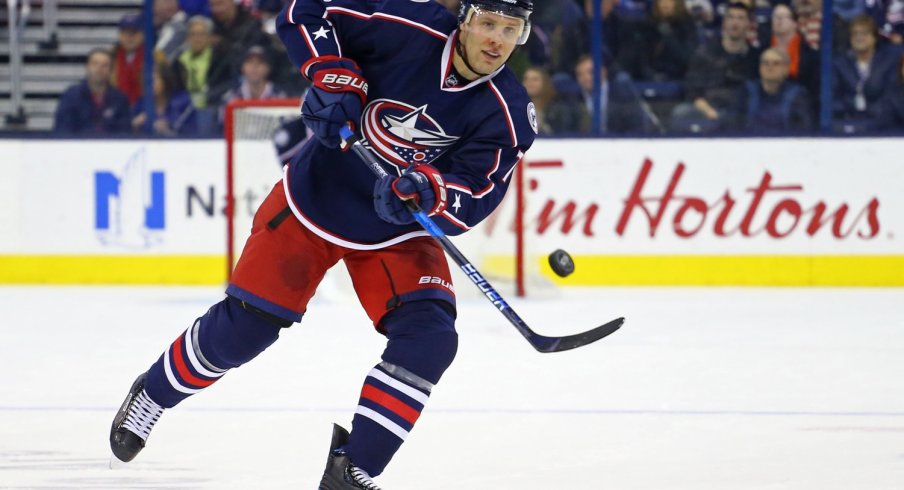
[338, 125, 624, 353]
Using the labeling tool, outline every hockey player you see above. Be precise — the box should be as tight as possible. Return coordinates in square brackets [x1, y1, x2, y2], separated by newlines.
[110, 0, 535, 488]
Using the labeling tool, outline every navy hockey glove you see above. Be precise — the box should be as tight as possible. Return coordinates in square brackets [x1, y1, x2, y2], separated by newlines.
[301, 56, 368, 148]
[374, 165, 448, 225]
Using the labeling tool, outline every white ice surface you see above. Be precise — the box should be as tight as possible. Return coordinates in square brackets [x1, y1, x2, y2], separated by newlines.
[0, 285, 902, 489]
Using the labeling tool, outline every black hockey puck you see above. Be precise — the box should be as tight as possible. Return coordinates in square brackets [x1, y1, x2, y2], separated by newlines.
[548, 249, 575, 277]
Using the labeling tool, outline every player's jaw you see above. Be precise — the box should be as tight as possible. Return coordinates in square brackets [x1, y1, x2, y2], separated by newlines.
[456, 30, 515, 78]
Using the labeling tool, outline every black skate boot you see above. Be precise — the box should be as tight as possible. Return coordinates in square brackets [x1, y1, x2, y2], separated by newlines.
[110, 373, 164, 463]
[319, 424, 383, 490]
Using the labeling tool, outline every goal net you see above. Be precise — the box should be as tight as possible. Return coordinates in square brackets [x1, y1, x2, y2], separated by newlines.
[225, 99, 547, 299]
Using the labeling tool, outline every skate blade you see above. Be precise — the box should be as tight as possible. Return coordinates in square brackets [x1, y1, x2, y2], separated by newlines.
[109, 453, 129, 470]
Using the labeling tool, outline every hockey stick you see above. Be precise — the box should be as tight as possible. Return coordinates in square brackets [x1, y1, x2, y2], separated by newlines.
[339, 126, 623, 353]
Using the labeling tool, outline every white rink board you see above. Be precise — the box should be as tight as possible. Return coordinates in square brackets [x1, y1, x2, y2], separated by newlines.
[1, 138, 902, 286]
[0, 140, 227, 254]
[522, 138, 902, 255]
[1, 138, 901, 256]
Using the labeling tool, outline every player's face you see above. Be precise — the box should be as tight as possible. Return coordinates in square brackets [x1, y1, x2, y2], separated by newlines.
[459, 10, 523, 76]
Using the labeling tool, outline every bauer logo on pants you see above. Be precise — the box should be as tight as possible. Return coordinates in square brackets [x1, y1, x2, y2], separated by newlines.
[418, 275, 455, 293]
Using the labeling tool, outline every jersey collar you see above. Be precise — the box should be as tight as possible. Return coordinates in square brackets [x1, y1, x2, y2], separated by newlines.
[440, 29, 503, 92]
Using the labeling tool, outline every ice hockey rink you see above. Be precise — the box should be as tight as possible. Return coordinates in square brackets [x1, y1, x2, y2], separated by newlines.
[1, 285, 902, 489]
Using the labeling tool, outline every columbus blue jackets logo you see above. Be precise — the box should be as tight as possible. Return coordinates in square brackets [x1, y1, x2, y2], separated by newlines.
[361, 99, 459, 170]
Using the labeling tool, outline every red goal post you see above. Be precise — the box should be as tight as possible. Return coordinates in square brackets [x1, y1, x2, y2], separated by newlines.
[224, 98, 531, 297]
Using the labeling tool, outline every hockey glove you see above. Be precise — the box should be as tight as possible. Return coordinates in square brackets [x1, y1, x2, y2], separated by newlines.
[301, 56, 368, 148]
[374, 165, 448, 225]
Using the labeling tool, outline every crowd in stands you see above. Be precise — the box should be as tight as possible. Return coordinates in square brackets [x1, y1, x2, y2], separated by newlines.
[51, 0, 904, 136]
[514, 0, 904, 134]
[53, 0, 306, 136]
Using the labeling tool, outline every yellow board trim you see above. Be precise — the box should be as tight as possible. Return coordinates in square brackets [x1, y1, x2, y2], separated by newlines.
[534, 255, 904, 286]
[1, 255, 903, 286]
[0, 255, 226, 285]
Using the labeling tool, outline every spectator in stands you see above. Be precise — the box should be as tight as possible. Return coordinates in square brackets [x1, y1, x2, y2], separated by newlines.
[870, 0, 904, 44]
[792, 0, 850, 53]
[616, 0, 699, 81]
[769, 4, 819, 94]
[53, 48, 131, 134]
[154, 0, 188, 62]
[111, 13, 147, 107]
[522, 66, 588, 134]
[531, 0, 589, 75]
[575, 54, 610, 131]
[685, 0, 715, 31]
[670, 1, 759, 132]
[711, 0, 770, 47]
[221, 46, 287, 109]
[833, 15, 899, 131]
[877, 54, 904, 129]
[733, 48, 813, 131]
[173, 15, 234, 110]
[209, 0, 270, 74]
[574, 54, 646, 133]
[132, 61, 198, 135]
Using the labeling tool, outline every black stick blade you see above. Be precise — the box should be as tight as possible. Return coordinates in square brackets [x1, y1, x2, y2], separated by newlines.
[530, 317, 624, 353]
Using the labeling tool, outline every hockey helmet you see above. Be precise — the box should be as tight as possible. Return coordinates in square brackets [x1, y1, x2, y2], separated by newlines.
[458, 0, 533, 45]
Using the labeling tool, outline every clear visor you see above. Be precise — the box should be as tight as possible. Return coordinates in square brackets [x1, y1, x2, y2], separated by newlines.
[463, 6, 532, 45]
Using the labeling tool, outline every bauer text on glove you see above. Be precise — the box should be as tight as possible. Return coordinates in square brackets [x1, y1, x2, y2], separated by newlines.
[300, 56, 367, 148]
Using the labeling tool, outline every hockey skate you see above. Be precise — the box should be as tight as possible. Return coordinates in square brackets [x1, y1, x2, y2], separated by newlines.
[109, 373, 164, 463]
[319, 424, 383, 490]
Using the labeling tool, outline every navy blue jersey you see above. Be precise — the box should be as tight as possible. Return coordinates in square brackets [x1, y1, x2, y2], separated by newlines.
[275, 0, 536, 249]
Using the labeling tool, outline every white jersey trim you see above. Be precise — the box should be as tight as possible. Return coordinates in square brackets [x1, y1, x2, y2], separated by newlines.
[282, 167, 430, 250]
[439, 210, 471, 230]
[488, 81, 518, 147]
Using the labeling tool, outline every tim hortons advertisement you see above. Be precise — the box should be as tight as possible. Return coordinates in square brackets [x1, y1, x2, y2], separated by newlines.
[457, 138, 903, 286]
[1, 138, 901, 285]
[512, 138, 901, 255]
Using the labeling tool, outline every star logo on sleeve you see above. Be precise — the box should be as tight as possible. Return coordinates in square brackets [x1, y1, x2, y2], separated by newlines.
[452, 193, 462, 213]
[312, 26, 330, 40]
